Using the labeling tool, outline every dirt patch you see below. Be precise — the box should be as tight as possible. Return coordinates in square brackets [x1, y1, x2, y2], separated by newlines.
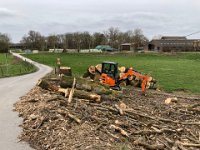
[14, 82, 200, 150]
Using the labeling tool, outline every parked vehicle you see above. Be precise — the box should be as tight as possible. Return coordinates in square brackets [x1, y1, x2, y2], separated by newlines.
[95, 45, 118, 52]
[102, 47, 119, 52]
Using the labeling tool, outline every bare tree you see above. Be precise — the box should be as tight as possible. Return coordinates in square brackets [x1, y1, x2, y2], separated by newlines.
[47, 35, 58, 49]
[64, 33, 75, 49]
[21, 30, 45, 51]
[0, 33, 11, 53]
[80, 32, 91, 49]
[104, 27, 120, 48]
[93, 32, 107, 47]
[132, 28, 148, 50]
[73, 32, 82, 52]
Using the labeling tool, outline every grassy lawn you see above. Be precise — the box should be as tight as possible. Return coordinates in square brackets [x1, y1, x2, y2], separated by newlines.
[0, 53, 37, 78]
[24, 52, 200, 94]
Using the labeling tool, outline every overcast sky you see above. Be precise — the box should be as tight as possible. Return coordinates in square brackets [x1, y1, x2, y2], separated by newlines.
[1, 0, 200, 42]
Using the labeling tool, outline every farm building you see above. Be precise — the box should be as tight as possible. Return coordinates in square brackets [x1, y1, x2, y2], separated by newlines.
[10, 43, 25, 49]
[120, 43, 134, 51]
[148, 36, 200, 52]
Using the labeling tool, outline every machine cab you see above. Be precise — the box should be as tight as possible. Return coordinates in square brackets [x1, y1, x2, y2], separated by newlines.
[101, 61, 118, 79]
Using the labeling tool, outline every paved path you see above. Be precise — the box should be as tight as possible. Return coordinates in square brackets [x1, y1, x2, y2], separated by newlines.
[0, 53, 52, 150]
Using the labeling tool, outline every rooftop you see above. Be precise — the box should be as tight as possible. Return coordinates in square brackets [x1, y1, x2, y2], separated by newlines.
[161, 36, 187, 40]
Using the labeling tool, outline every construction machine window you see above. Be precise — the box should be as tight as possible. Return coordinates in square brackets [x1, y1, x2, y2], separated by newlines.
[102, 62, 118, 79]
[103, 63, 110, 74]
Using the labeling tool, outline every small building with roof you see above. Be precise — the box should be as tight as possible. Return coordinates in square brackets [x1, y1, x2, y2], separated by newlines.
[120, 43, 134, 51]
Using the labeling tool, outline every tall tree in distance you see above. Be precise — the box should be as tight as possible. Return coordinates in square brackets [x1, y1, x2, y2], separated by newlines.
[64, 33, 75, 49]
[104, 27, 120, 48]
[21, 30, 45, 51]
[80, 32, 92, 49]
[93, 32, 107, 47]
[47, 34, 59, 49]
[132, 28, 148, 50]
[0, 33, 10, 53]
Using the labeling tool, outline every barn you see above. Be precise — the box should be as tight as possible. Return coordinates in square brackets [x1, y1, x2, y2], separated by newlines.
[148, 36, 200, 52]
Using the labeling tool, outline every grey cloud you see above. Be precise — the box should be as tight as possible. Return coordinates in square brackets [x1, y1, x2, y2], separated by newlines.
[0, 8, 18, 18]
[1, 0, 200, 42]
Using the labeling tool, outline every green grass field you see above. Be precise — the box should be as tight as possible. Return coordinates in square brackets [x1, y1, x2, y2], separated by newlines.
[0, 53, 37, 78]
[24, 52, 200, 94]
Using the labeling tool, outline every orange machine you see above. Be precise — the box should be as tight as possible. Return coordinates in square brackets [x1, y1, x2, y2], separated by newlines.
[99, 61, 150, 94]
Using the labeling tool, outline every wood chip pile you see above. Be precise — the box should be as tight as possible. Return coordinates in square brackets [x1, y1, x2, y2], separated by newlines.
[14, 76, 200, 150]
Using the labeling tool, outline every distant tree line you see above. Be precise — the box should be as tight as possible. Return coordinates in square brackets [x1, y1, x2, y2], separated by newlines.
[0, 27, 149, 52]
[20, 27, 148, 51]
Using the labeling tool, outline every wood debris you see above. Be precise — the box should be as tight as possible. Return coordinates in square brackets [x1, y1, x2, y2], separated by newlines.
[14, 74, 200, 150]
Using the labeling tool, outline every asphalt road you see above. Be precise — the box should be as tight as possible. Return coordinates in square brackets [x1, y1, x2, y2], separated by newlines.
[0, 53, 52, 150]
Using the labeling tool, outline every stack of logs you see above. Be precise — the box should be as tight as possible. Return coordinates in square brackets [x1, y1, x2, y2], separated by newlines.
[83, 64, 157, 89]
[38, 75, 116, 103]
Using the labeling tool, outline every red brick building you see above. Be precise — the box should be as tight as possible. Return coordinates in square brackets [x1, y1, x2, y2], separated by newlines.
[148, 36, 200, 52]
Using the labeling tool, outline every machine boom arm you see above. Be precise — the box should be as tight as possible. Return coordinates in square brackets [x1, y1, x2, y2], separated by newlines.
[119, 68, 149, 94]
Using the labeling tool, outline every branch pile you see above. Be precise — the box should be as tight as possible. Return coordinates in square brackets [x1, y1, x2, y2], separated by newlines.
[14, 75, 200, 150]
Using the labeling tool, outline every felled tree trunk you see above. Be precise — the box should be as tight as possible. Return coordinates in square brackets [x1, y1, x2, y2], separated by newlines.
[60, 76, 92, 91]
[83, 65, 102, 80]
[83, 66, 96, 79]
[37, 79, 59, 91]
[60, 76, 112, 95]
[37, 79, 101, 102]
[83, 70, 95, 79]
[73, 89, 101, 102]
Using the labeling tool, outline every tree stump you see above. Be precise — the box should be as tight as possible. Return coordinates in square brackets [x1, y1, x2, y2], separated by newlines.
[59, 67, 72, 76]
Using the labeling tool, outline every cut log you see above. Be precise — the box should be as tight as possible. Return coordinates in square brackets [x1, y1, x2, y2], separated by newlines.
[60, 76, 92, 91]
[74, 90, 101, 102]
[61, 76, 93, 88]
[75, 83, 92, 91]
[180, 143, 200, 148]
[59, 67, 72, 76]
[37, 79, 59, 91]
[68, 78, 76, 103]
[67, 113, 81, 124]
[100, 94, 118, 101]
[95, 64, 102, 74]
[110, 124, 129, 137]
[127, 79, 140, 87]
[59, 89, 101, 102]
[83, 66, 96, 79]
[83, 70, 95, 79]
[165, 97, 178, 105]
[119, 80, 127, 87]
[37, 79, 101, 102]
[58, 88, 69, 97]
[60, 76, 111, 95]
[118, 66, 126, 73]
[115, 104, 124, 115]
[93, 86, 112, 95]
